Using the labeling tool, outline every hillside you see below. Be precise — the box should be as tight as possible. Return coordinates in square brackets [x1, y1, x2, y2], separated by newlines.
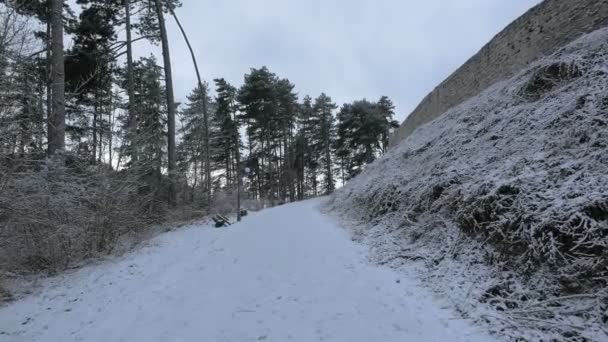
[327, 27, 608, 341]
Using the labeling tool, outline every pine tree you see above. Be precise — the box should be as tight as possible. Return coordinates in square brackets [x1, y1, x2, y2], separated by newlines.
[237, 66, 279, 204]
[335, 97, 397, 179]
[131, 56, 166, 178]
[377, 96, 399, 153]
[5, 0, 53, 145]
[213, 78, 239, 188]
[334, 105, 353, 184]
[67, 0, 121, 163]
[170, 6, 211, 205]
[125, 0, 182, 203]
[0, 41, 46, 157]
[312, 93, 337, 194]
[295, 95, 315, 198]
[274, 78, 298, 201]
[178, 83, 211, 203]
[151, 0, 176, 204]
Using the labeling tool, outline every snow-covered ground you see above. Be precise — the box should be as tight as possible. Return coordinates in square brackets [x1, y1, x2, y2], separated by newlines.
[0, 199, 493, 342]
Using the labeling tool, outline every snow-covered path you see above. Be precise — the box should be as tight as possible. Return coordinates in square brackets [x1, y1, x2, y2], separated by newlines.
[0, 200, 494, 342]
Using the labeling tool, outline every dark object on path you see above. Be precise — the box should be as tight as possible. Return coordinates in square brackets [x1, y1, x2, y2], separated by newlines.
[212, 214, 232, 228]
[240, 209, 248, 217]
[0, 285, 12, 303]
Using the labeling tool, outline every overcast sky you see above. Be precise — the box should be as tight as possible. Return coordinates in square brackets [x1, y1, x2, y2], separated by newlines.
[135, 0, 542, 122]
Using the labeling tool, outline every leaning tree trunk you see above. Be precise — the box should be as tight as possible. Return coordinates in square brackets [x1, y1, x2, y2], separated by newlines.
[153, 0, 177, 206]
[124, 0, 137, 163]
[170, 8, 212, 206]
[48, 0, 65, 156]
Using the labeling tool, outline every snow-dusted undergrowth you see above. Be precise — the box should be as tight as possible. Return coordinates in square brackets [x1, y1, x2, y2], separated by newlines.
[327, 28, 608, 341]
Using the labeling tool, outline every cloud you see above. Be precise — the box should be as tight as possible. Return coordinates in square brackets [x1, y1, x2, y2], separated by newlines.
[137, 0, 542, 122]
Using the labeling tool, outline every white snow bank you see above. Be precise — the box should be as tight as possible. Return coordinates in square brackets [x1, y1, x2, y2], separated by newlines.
[327, 27, 608, 341]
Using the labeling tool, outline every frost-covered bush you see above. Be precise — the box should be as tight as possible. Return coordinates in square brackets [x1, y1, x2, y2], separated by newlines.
[0, 152, 176, 274]
[328, 28, 608, 340]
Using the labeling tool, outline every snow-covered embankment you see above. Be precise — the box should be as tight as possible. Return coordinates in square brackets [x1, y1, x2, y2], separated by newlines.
[327, 28, 608, 341]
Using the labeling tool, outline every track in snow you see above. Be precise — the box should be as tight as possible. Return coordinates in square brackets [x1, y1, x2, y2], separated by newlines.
[0, 199, 494, 342]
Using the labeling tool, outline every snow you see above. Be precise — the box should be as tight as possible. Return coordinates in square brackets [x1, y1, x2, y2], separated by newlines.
[0, 199, 493, 342]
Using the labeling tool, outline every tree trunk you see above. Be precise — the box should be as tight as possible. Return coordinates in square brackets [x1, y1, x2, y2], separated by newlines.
[288, 127, 295, 202]
[108, 91, 114, 167]
[36, 79, 45, 149]
[45, 21, 52, 150]
[314, 167, 318, 197]
[341, 157, 345, 185]
[365, 145, 374, 163]
[259, 133, 265, 202]
[282, 129, 289, 201]
[234, 114, 242, 221]
[153, 0, 177, 205]
[48, 0, 65, 156]
[124, 0, 137, 163]
[192, 159, 198, 202]
[98, 95, 103, 163]
[225, 146, 231, 187]
[92, 95, 98, 163]
[325, 131, 333, 194]
[298, 136, 304, 200]
[170, 8, 212, 205]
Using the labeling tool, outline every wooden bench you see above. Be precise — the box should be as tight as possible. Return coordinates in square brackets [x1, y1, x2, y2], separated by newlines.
[212, 214, 232, 228]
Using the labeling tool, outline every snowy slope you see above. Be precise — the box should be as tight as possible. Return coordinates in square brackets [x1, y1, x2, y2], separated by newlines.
[0, 199, 493, 342]
[328, 28, 608, 341]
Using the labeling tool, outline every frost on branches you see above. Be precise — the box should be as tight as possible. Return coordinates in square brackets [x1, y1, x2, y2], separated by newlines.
[327, 28, 608, 341]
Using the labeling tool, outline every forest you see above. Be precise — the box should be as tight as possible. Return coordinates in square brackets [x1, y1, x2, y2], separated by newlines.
[0, 0, 399, 275]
